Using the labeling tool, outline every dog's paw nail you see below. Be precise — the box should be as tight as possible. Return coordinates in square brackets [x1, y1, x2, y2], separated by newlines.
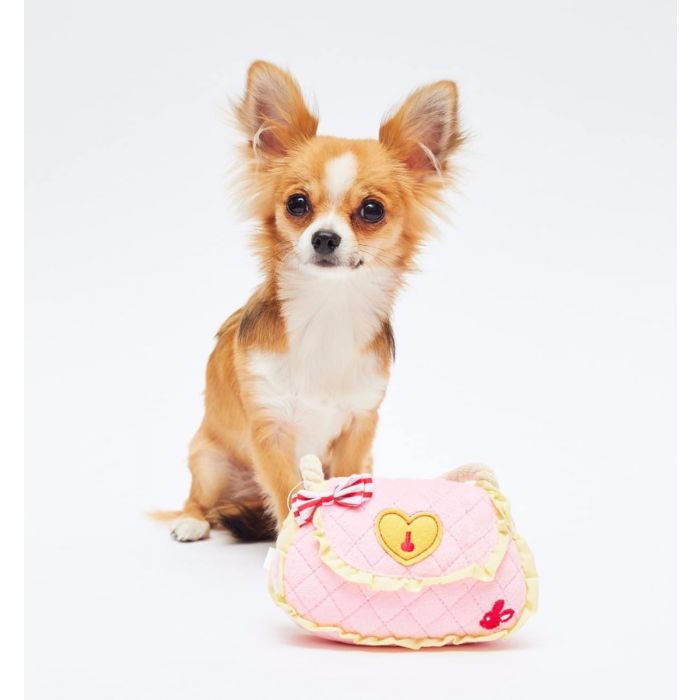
[170, 517, 210, 542]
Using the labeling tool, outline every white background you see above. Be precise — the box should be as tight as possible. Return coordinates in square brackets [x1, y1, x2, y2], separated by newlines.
[25, 1, 675, 698]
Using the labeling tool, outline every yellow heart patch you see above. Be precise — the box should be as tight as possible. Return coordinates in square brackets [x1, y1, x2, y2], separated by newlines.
[375, 509, 443, 565]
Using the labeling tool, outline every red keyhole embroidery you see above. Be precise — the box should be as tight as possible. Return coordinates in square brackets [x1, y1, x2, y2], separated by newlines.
[401, 531, 415, 552]
[479, 599, 515, 630]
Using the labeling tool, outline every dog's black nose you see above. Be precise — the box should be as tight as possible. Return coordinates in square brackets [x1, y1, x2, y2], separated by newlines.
[311, 230, 341, 255]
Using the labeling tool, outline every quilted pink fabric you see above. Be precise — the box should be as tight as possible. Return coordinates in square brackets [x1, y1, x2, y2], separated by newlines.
[269, 477, 537, 647]
[319, 478, 499, 579]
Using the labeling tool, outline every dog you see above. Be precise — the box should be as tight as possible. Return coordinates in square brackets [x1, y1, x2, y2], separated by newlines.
[164, 60, 463, 542]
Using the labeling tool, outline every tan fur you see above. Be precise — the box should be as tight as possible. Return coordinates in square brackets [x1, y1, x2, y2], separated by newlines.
[161, 61, 463, 541]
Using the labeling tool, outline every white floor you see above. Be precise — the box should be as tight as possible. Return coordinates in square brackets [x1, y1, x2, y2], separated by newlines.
[25, 523, 675, 700]
[25, 439, 675, 700]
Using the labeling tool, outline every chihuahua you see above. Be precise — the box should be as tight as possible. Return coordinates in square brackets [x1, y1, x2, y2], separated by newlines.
[165, 60, 463, 542]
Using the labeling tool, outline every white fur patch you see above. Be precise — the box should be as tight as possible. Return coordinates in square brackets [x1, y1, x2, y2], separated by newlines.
[324, 152, 357, 204]
[171, 517, 210, 542]
[247, 264, 396, 462]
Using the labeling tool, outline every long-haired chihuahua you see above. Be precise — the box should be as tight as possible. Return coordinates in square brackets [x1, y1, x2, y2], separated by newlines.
[163, 60, 463, 542]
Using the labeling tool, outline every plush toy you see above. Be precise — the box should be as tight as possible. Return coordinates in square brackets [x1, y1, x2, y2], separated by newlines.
[266, 456, 538, 649]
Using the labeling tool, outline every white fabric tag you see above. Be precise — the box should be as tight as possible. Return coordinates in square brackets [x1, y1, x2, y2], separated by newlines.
[263, 547, 278, 572]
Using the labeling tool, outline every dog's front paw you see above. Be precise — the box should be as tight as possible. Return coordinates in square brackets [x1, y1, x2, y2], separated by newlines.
[171, 517, 210, 542]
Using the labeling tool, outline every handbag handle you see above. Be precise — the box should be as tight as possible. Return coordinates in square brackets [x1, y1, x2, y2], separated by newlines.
[299, 454, 326, 492]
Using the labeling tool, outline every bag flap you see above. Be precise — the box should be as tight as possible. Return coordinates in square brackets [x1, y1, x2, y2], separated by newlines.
[312, 477, 512, 592]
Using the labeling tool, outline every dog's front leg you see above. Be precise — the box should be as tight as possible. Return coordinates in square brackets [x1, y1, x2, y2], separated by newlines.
[250, 418, 300, 530]
[329, 410, 378, 478]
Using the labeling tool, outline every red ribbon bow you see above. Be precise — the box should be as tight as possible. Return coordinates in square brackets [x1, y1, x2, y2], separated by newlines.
[291, 474, 374, 526]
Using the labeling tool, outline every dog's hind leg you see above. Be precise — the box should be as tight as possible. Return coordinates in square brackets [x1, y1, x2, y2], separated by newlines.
[170, 434, 235, 542]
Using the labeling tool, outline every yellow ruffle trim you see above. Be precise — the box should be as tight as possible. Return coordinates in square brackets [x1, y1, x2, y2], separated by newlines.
[310, 479, 511, 592]
[269, 479, 539, 648]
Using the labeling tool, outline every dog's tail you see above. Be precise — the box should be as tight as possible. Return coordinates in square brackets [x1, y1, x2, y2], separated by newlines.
[148, 503, 276, 543]
[147, 509, 184, 522]
[211, 502, 277, 543]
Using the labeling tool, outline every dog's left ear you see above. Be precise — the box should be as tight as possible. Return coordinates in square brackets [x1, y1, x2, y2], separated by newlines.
[379, 81, 462, 178]
[236, 61, 318, 160]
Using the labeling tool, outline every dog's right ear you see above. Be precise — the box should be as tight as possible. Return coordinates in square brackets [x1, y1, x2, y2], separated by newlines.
[236, 61, 318, 160]
[379, 81, 462, 179]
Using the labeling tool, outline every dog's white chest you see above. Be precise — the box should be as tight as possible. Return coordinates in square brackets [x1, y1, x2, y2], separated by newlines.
[247, 267, 392, 461]
[248, 348, 386, 461]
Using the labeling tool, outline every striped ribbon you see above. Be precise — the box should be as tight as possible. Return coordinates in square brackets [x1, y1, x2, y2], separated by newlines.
[290, 474, 374, 526]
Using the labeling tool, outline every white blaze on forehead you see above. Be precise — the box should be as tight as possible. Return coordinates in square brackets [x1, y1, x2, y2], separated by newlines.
[324, 152, 357, 204]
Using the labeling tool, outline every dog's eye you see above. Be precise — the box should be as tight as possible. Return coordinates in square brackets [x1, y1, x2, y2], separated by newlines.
[286, 194, 310, 217]
[359, 200, 384, 223]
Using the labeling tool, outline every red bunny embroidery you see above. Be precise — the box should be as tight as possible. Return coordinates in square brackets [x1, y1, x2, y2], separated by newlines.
[479, 599, 515, 630]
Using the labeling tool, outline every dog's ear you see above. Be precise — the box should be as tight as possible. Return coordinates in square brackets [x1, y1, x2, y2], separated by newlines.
[379, 81, 463, 178]
[236, 61, 318, 159]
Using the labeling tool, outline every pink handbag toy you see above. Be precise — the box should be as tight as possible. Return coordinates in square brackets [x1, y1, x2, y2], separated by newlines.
[266, 455, 538, 649]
